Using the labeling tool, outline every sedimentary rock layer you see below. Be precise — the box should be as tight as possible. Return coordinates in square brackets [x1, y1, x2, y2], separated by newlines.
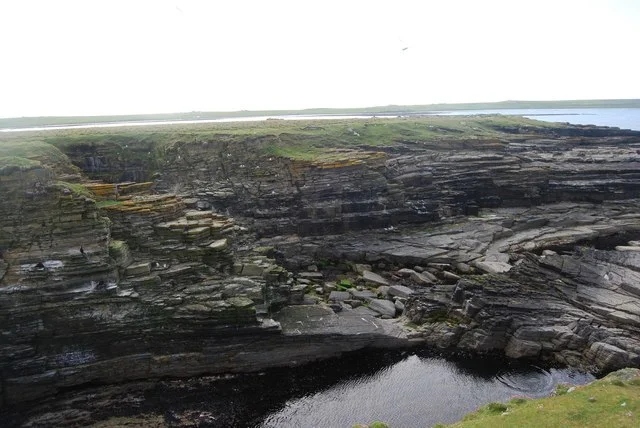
[1, 117, 640, 411]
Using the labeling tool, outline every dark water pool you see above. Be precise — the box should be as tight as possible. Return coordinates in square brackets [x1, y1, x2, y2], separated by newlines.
[7, 349, 594, 427]
[256, 350, 593, 428]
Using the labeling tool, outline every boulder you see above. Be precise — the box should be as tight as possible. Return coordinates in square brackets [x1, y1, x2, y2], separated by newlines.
[299, 271, 323, 279]
[396, 268, 416, 277]
[388, 285, 414, 298]
[349, 289, 376, 301]
[353, 306, 381, 318]
[328, 291, 350, 302]
[588, 342, 630, 371]
[377, 285, 390, 297]
[353, 263, 372, 274]
[452, 285, 465, 303]
[455, 262, 473, 273]
[362, 270, 389, 286]
[505, 337, 542, 358]
[473, 260, 512, 274]
[368, 299, 397, 318]
[442, 271, 461, 282]
[615, 246, 640, 252]
[410, 271, 435, 285]
[208, 239, 228, 250]
[463, 297, 486, 318]
[344, 299, 362, 308]
[241, 263, 264, 277]
[323, 282, 337, 294]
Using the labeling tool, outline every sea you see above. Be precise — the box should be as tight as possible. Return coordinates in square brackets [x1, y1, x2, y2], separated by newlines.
[439, 107, 640, 131]
[2, 107, 640, 132]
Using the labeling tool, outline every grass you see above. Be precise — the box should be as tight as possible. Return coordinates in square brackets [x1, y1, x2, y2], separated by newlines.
[336, 278, 357, 291]
[0, 156, 41, 170]
[441, 368, 640, 427]
[108, 240, 129, 262]
[0, 115, 589, 170]
[353, 422, 390, 428]
[95, 200, 124, 208]
[54, 181, 94, 198]
[0, 139, 70, 165]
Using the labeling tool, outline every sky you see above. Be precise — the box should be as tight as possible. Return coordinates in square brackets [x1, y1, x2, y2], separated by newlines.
[1, 0, 639, 117]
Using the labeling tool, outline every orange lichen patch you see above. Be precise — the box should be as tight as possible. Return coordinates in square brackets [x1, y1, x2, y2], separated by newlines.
[85, 182, 154, 200]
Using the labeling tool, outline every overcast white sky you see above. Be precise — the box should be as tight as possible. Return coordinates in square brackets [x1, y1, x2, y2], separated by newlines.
[1, 0, 639, 117]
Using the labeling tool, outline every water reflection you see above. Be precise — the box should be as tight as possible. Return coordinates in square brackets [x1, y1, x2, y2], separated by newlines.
[259, 351, 593, 428]
[5, 349, 594, 427]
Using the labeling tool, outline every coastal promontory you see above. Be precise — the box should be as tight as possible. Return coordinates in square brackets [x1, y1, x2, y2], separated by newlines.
[1, 115, 640, 425]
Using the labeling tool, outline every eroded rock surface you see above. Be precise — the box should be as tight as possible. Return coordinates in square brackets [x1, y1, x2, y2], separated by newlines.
[1, 118, 640, 415]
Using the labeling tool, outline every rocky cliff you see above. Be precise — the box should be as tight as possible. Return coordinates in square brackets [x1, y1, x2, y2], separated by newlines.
[1, 116, 640, 417]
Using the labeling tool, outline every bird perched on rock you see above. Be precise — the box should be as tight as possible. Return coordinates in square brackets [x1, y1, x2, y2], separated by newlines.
[80, 245, 89, 260]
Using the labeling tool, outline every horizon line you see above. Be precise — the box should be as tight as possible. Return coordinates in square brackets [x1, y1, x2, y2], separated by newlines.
[2, 98, 640, 121]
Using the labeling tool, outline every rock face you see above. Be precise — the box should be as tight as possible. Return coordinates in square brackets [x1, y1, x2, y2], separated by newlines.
[0, 160, 410, 409]
[1, 117, 640, 411]
[265, 200, 640, 372]
[147, 124, 640, 237]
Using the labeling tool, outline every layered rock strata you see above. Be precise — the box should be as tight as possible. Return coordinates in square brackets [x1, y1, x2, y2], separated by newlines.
[151, 129, 640, 236]
[1, 118, 640, 412]
[0, 164, 408, 409]
[262, 201, 640, 372]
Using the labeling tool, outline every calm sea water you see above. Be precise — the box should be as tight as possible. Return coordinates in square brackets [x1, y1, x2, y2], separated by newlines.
[439, 107, 640, 131]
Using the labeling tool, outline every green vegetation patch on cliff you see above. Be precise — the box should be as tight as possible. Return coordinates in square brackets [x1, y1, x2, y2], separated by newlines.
[96, 200, 124, 208]
[2, 116, 566, 167]
[260, 116, 561, 160]
[0, 139, 70, 167]
[0, 156, 41, 174]
[108, 240, 131, 267]
[53, 181, 94, 199]
[441, 368, 640, 428]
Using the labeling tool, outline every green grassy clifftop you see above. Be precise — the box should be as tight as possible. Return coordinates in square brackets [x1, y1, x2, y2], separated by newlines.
[443, 368, 640, 428]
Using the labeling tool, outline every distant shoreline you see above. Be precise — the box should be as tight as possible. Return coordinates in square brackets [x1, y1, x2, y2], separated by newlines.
[1, 99, 639, 130]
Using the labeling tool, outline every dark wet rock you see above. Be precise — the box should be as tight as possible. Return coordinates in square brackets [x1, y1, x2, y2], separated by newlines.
[452, 285, 465, 303]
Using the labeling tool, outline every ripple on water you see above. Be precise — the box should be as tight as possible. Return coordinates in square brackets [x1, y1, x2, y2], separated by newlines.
[258, 353, 594, 428]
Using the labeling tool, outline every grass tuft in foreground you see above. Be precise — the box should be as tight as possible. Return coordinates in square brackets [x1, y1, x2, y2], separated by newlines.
[441, 368, 640, 428]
